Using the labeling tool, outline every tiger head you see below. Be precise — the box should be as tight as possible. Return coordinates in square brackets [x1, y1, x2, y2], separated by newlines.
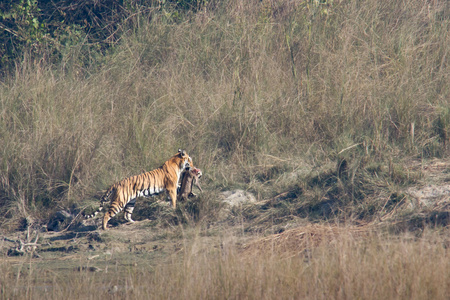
[176, 149, 194, 172]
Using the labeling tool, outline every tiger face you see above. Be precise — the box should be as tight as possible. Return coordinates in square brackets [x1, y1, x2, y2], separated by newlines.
[178, 149, 193, 171]
[171, 149, 194, 179]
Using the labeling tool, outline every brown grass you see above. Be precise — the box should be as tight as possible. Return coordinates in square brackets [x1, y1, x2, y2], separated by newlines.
[0, 1, 449, 297]
[242, 223, 373, 258]
[2, 225, 449, 299]
[1, 0, 449, 227]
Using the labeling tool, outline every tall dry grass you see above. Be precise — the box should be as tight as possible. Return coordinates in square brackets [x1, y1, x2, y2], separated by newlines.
[1, 227, 449, 299]
[0, 0, 448, 227]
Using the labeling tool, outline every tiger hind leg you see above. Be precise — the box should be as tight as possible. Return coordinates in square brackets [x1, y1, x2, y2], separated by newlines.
[124, 199, 136, 223]
[102, 205, 122, 230]
[102, 213, 112, 230]
[124, 211, 135, 223]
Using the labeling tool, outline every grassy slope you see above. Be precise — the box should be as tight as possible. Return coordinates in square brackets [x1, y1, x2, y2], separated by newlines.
[0, 0, 449, 298]
[1, 0, 448, 228]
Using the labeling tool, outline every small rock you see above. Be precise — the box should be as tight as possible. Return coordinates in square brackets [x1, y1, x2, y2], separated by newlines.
[406, 184, 450, 207]
[220, 189, 256, 207]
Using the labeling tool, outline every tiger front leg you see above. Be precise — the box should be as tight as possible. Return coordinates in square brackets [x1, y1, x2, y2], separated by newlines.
[168, 188, 177, 209]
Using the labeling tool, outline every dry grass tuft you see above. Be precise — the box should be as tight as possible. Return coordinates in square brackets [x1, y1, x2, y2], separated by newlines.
[242, 223, 373, 258]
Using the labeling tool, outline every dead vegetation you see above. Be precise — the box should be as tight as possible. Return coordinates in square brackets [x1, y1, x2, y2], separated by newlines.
[241, 223, 373, 258]
[0, 0, 449, 298]
[4, 227, 40, 257]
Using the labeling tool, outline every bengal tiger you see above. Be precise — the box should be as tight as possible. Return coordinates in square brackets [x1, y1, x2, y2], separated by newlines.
[85, 149, 194, 230]
[178, 168, 203, 202]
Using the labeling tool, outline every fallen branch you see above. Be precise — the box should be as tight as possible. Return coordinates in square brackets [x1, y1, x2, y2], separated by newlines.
[7, 228, 40, 257]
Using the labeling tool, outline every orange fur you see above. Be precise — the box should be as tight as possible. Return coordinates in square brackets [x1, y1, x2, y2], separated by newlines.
[85, 149, 193, 230]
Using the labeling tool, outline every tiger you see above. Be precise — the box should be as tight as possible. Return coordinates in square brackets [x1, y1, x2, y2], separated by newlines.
[178, 167, 203, 202]
[85, 149, 194, 230]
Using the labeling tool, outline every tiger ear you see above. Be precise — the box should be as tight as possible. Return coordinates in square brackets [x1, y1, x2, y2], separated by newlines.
[181, 150, 186, 156]
[178, 148, 182, 153]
